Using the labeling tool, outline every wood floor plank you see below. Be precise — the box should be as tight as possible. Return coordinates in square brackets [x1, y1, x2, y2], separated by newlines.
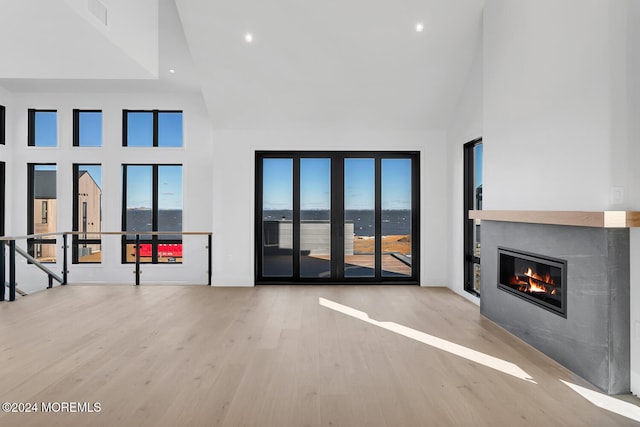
[0, 284, 638, 426]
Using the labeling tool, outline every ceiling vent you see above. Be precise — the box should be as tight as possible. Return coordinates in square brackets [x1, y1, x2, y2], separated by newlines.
[87, 0, 108, 27]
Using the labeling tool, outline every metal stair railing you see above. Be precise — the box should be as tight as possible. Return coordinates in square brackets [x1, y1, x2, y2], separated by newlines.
[1, 231, 213, 302]
[1, 234, 65, 302]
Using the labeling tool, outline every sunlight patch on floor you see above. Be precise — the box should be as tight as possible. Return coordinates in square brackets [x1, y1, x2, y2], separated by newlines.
[560, 380, 640, 423]
[318, 297, 536, 384]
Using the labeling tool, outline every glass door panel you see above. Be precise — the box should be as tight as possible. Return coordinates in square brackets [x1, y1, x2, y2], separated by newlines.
[262, 158, 293, 277]
[382, 159, 412, 277]
[300, 158, 332, 278]
[344, 158, 375, 278]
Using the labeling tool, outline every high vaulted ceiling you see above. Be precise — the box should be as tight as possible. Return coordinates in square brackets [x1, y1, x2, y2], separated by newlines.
[0, 0, 484, 129]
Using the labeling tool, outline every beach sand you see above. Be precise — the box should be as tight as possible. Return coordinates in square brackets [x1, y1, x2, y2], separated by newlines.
[353, 234, 411, 255]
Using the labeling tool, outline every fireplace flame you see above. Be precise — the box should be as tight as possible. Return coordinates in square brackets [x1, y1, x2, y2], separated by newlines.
[509, 266, 555, 294]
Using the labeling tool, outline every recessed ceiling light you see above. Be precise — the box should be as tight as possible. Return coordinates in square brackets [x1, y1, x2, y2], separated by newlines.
[169, 69, 175, 74]
[245, 33, 254, 43]
[415, 22, 424, 32]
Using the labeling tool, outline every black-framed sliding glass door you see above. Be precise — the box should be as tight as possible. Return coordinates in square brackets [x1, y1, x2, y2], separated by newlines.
[255, 151, 420, 284]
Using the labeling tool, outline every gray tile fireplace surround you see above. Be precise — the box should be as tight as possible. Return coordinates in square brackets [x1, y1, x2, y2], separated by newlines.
[481, 221, 630, 394]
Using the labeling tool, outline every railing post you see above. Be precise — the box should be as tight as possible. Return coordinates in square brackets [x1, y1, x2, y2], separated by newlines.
[135, 234, 140, 286]
[62, 233, 68, 285]
[0, 242, 5, 301]
[9, 240, 16, 302]
[208, 234, 212, 286]
[48, 275, 53, 289]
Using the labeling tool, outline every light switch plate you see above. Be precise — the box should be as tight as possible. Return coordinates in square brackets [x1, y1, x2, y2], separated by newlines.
[610, 187, 624, 205]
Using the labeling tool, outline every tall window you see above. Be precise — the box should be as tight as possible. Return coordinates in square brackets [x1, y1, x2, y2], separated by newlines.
[28, 164, 57, 262]
[123, 110, 183, 147]
[122, 164, 183, 263]
[464, 138, 483, 295]
[28, 109, 57, 147]
[0, 162, 5, 236]
[0, 105, 5, 145]
[73, 164, 102, 263]
[73, 110, 102, 147]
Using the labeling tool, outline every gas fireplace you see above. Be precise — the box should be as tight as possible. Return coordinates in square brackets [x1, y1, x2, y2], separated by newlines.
[498, 247, 567, 317]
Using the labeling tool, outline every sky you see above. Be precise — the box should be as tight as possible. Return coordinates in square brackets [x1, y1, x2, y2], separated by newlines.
[126, 165, 183, 209]
[79, 165, 102, 189]
[127, 112, 183, 147]
[34, 110, 183, 210]
[475, 142, 483, 189]
[263, 157, 412, 211]
[78, 111, 102, 147]
[34, 111, 57, 147]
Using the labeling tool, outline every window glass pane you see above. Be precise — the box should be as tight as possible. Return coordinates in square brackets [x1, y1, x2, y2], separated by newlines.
[125, 165, 153, 239]
[78, 111, 102, 147]
[126, 243, 152, 263]
[474, 143, 482, 258]
[34, 111, 57, 147]
[382, 158, 412, 277]
[0, 162, 5, 236]
[344, 158, 375, 278]
[474, 143, 483, 210]
[76, 165, 102, 263]
[300, 158, 331, 278]
[474, 262, 481, 293]
[158, 166, 183, 263]
[32, 164, 57, 262]
[126, 112, 153, 147]
[262, 158, 293, 277]
[158, 112, 183, 147]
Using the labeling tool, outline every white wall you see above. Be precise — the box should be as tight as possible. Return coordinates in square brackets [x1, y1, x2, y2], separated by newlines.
[211, 129, 448, 287]
[3, 91, 449, 290]
[625, 0, 640, 397]
[484, 0, 612, 211]
[483, 0, 639, 395]
[447, 32, 483, 304]
[7, 91, 212, 289]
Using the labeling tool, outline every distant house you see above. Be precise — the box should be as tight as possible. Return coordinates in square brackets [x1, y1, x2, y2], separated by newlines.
[33, 170, 57, 260]
[32, 170, 101, 261]
[77, 170, 102, 259]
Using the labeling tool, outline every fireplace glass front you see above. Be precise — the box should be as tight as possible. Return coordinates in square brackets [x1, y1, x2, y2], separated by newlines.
[498, 247, 567, 317]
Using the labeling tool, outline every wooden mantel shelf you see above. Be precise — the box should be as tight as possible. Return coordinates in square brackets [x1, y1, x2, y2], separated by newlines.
[468, 210, 640, 228]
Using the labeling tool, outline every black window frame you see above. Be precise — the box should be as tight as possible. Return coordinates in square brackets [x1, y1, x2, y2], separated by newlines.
[464, 138, 482, 296]
[255, 151, 420, 285]
[0, 162, 5, 236]
[122, 109, 183, 147]
[73, 109, 103, 147]
[0, 105, 5, 145]
[121, 164, 183, 264]
[27, 163, 57, 263]
[27, 109, 58, 147]
[72, 164, 102, 264]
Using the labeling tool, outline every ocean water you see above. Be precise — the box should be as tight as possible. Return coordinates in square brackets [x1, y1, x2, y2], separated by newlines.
[126, 209, 183, 239]
[263, 209, 411, 236]
[126, 209, 411, 238]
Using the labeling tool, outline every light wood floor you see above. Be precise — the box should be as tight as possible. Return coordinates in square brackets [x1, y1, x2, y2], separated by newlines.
[0, 285, 637, 426]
